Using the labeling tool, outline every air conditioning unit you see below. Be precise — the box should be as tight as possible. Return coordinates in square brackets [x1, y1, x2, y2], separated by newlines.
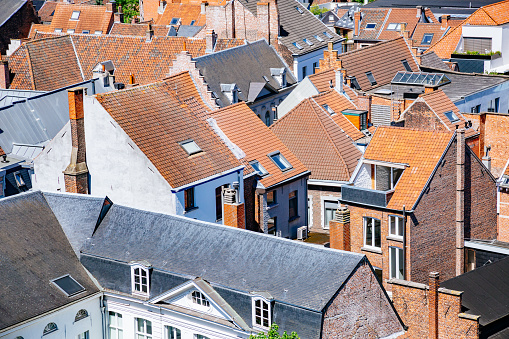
[297, 226, 308, 240]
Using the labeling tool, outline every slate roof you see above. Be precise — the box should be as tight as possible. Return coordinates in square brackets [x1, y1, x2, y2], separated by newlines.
[48, 2, 115, 34]
[192, 40, 296, 107]
[441, 256, 509, 326]
[338, 37, 420, 91]
[156, 3, 206, 26]
[108, 22, 171, 36]
[81, 203, 366, 311]
[362, 126, 454, 210]
[0, 0, 26, 27]
[37, 0, 58, 23]
[95, 72, 243, 189]
[208, 102, 308, 188]
[0, 191, 100, 330]
[270, 91, 362, 182]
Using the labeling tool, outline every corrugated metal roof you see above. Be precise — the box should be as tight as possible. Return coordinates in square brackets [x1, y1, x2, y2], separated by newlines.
[0, 89, 46, 108]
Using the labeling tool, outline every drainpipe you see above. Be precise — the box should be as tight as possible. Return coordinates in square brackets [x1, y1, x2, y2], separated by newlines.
[456, 129, 465, 276]
[100, 294, 106, 339]
[402, 205, 407, 280]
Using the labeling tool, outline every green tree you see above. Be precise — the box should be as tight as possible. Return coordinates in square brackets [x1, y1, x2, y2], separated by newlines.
[116, 0, 139, 23]
[310, 5, 329, 16]
[249, 324, 300, 339]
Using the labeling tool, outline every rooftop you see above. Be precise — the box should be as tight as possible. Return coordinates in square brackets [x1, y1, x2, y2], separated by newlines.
[37, 0, 58, 23]
[155, 2, 206, 26]
[47, 2, 115, 34]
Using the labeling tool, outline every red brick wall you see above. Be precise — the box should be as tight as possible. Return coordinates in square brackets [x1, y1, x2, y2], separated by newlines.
[64, 172, 89, 194]
[403, 101, 450, 132]
[224, 202, 245, 229]
[498, 188, 509, 242]
[322, 260, 404, 338]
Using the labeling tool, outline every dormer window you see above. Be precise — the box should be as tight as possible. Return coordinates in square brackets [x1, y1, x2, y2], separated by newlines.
[268, 151, 292, 171]
[221, 83, 239, 104]
[252, 297, 271, 329]
[180, 140, 202, 156]
[270, 68, 286, 88]
[71, 11, 81, 20]
[373, 164, 404, 191]
[191, 291, 210, 307]
[250, 160, 269, 176]
[67, 29, 75, 34]
[131, 263, 150, 296]
[170, 17, 180, 25]
[54, 28, 62, 33]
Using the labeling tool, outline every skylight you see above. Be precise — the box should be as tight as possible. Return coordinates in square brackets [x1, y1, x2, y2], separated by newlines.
[323, 31, 333, 39]
[54, 28, 62, 33]
[170, 17, 180, 25]
[94, 30, 102, 35]
[190, 20, 196, 25]
[350, 76, 361, 90]
[269, 152, 292, 171]
[386, 23, 401, 31]
[303, 38, 313, 46]
[82, 30, 90, 34]
[366, 23, 376, 29]
[314, 35, 324, 42]
[401, 59, 412, 72]
[250, 160, 269, 176]
[292, 42, 303, 50]
[180, 140, 202, 155]
[51, 275, 85, 297]
[67, 29, 75, 34]
[295, 6, 304, 14]
[391, 72, 451, 86]
[421, 33, 434, 45]
[444, 110, 460, 123]
[71, 11, 80, 20]
[366, 71, 377, 86]
[322, 104, 335, 115]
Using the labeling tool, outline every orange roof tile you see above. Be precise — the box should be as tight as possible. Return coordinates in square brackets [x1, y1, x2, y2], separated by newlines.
[48, 3, 114, 34]
[308, 69, 337, 93]
[38, 1, 58, 23]
[363, 126, 454, 210]
[377, 8, 436, 41]
[270, 95, 362, 182]
[28, 23, 53, 39]
[411, 23, 447, 48]
[95, 72, 243, 189]
[108, 22, 170, 36]
[208, 103, 308, 188]
[156, 3, 206, 26]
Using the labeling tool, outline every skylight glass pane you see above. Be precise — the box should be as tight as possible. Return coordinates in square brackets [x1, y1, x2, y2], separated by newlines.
[292, 42, 303, 49]
[180, 140, 202, 155]
[323, 31, 333, 38]
[190, 20, 195, 25]
[170, 18, 180, 25]
[438, 74, 451, 85]
[366, 72, 376, 85]
[401, 60, 412, 72]
[270, 153, 292, 171]
[416, 73, 427, 83]
[303, 38, 313, 46]
[421, 33, 433, 45]
[250, 161, 268, 176]
[52, 275, 85, 296]
[387, 23, 397, 30]
[366, 23, 376, 29]
[314, 35, 324, 42]
[295, 6, 303, 14]
[444, 110, 459, 122]
[71, 11, 80, 20]
[392, 72, 405, 83]
[400, 73, 411, 82]
[407, 73, 419, 83]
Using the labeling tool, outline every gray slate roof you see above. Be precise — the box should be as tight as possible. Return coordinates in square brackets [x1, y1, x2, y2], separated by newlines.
[82, 204, 365, 311]
[192, 40, 296, 107]
[335, 6, 358, 29]
[0, 0, 26, 27]
[0, 191, 100, 330]
[177, 25, 204, 37]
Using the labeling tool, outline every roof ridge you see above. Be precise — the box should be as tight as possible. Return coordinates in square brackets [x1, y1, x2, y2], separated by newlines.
[25, 45, 36, 90]
[69, 35, 85, 81]
[376, 8, 391, 40]
[269, 97, 309, 129]
[478, 6, 499, 25]
[338, 36, 405, 58]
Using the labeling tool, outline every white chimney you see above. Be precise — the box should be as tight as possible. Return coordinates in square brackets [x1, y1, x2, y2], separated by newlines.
[335, 70, 343, 92]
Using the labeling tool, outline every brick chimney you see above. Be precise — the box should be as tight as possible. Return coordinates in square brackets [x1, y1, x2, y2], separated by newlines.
[223, 187, 245, 229]
[205, 29, 217, 53]
[354, 11, 360, 36]
[428, 272, 439, 339]
[441, 15, 450, 29]
[257, 2, 270, 42]
[400, 23, 409, 39]
[329, 205, 350, 251]
[201, 0, 208, 14]
[0, 60, 10, 89]
[63, 88, 89, 194]
[114, 5, 124, 23]
[146, 22, 154, 41]
[106, 0, 117, 12]
[456, 129, 465, 276]
[424, 85, 438, 94]
[482, 145, 491, 171]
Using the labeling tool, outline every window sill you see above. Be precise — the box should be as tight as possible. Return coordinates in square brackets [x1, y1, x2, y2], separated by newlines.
[184, 206, 199, 214]
[288, 216, 300, 222]
[266, 203, 279, 210]
[387, 235, 403, 242]
[361, 246, 382, 254]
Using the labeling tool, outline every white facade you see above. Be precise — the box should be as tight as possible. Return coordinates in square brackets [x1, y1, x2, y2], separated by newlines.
[292, 42, 343, 81]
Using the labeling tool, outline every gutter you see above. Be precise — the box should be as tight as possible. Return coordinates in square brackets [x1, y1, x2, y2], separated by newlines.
[171, 165, 245, 193]
[308, 179, 349, 187]
[338, 198, 414, 214]
[265, 170, 311, 189]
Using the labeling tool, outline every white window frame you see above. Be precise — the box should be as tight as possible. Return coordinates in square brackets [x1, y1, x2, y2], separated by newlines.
[191, 290, 210, 307]
[67, 29, 75, 34]
[77, 330, 89, 339]
[389, 246, 404, 280]
[363, 217, 381, 249]
[165, 325, 181, 339]
[268, 151, 292, 171]
[94, 30, 102, 35]
[54, 28, 62, 33]
[373, 165, 404, 190]
[252, 296, 271, 330]
[388, 215, 404, 239]
[135, 318, 153, 339]
[131, 263, 150, 296]
[71, 11, 81, 20]
[108, 311, 123, 339]
[14, 171, 25, 187]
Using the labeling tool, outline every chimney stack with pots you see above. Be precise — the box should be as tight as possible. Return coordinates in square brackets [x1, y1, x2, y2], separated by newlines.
[223, 186, 246, 229]
[441, 15, 450, 29]
[329, 204, 351, 251]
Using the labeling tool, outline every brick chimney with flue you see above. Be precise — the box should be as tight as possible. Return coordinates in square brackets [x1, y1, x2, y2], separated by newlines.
[106, 0, 117, 12]
[441, 15, 450, 29]
[223, 187, 246, 229]
[114, 5, 124, 23]
[329, 205, 350, 251]
[63, 88, 89, 194]
[0, 60, 9, 89]
[456, 129, 465, 276]
[205, 29, 217, 53]
[354, 11, 360, 36]
[428, 272, 439, 339]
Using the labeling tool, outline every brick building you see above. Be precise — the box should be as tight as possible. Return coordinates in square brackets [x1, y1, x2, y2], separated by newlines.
[335, 127, 497, 289]
[0, 0, 39, 55]
[497, 160, 509, 242]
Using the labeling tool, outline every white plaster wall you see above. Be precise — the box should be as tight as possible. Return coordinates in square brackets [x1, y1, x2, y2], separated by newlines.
[276, 77, 319, 117]
[249, 88, 293, 126]
[0, 295, 102, 339]
[353, 164, 371, 189]
[454, 81, 509, 114]
[293, 42, 343, 81]
[461, 24, 509, 72]
[167, 288, 230, 320]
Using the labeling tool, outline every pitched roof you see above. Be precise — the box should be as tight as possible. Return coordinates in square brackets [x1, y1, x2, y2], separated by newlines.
[307, 69, 359, 103]
[37, 0, 58, 23]
[48, 2, 114, 34]
[95, 72, 243, 189]
[411, 22, 447, 48]
[0, 0, 26, 27]
[418, 51, 451, 71]
[270, 92, 362, 182]
[155, 3, 206, 26]
[427, 0, 509, 58]
[108, 22, 171, 36]
[82, 202, 366, 312]
[0, 191, 100, 330]
[363, 126, 454, 210]
[376, 8, 435, 41]
[208, 102, 308, 188]
[355, 8, 388, 40]
[338, 37, 420, 91]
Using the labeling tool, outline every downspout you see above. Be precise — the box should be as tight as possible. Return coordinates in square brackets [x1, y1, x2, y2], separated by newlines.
[402, 205, 407, 280]
[100, 294, 106, 339]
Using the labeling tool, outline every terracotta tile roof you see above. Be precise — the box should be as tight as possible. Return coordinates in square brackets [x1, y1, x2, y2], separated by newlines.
[270, 95, 362, 182]
[378, 8, 435, 40]
[95, 72, 243, 189]
[363, 126, 454, 210]
[213, 38, 246, 52]
[208, 103, 308, 188]
[339, 37, 419, 91]
[427, 0, 509, 58]
[308, 69, 336, 93]
[156, 3, 206, 26]
[28, 23, 54, 39]
[108, 22, 170, 36]
[504, 158, 509, 176]
[38, 1, 58, 23]
[48, 3, 114, 34]
[411, 23, 447, 48]
[356, 9, 388, 41]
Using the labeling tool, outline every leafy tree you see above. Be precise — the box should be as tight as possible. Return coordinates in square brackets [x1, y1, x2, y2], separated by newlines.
[310, 5, 329, 16]
[115, 0, 139, 23]
[249, 324, 300, 339]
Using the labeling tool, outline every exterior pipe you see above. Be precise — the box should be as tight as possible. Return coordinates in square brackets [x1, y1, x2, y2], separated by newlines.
[402, 205, 407, 280]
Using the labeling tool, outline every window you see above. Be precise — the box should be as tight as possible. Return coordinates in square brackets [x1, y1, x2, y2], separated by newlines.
[375, 165, 403, 191]
[389, 215, 404, 238]
[366, 71, 377, 86]
[67, 29, 75, 34]
[14, 172, 25, 187]
[253, 298, 271, 328]
[471, 105, 481, 113]
[170, 17, 180, 25]
[43, 323, 58, 335]
[180, 140, 202, 155]
[165, 325, 182, 339]
[364, 217, 381, 248]
[54, 28, 62, 33]
[268, 217, 276, 234]
[108, 311, 123, 339]
[94, 30, 102, 34]
[323, 31, 333, 38]
[269, 152, 292, 171]
[322, 104, 335, 115]
[495, 97, 500, 112]
[312, 62, 318, 74]
[75, 309, 89, 322]
[184, 187, 195, 211]
[132, 265, 149, 295]
[401, 59, 412, 72]
[215, 186, 223, 221]
[82, 30, 90, 34]
[465, 249, 476, 272]
[389, 247, 404, 279]
[324, 201, 338, 228]
[190, 20, 195, 25]
[444, 110, 459, 123]
[267, 190, 277, 205]
[51, 274, 85, 296]
[136, 318, 152, 339]
[373, 267, 383, 283]
[421, 33, 434, 45]
[295, 5, 303, 14]
[77, 331, 89, 339]
[191, 291, 210, 307]
[292, 42, 303, 49]
[366, 23, 376, 29]
[464, 37, 492, 53]
[195, 335, 210, 339]
[71, 11, 81, 20]
[302, 66, 307, 78]
[314, 34, 324, 42]
[289, 190, 298, 220]
[250, 160, 269, 176]
[303, 38, 313, 46]
[265, 111, 270, 126]
[350, 76, 360, 90]
[386, 23, 401, 30]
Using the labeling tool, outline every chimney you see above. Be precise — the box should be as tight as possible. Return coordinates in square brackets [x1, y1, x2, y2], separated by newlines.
[329, 205, 350, 251]
[335, 70, 343, 92]
[456, 129, 465, 276]
[206, 29, 217, 53]
[483, 145, 491, 171]
[479, 113, 486, 159]
[129, 73, 135, 85]
[114, 5, 124, 23]
[257, 2, 270, 42]
[146, 22, 154, 41]
[354, 11, 361, 36]
[424, 85, 437, 94]
[0, 60, 10, 89]
[223, 187, 246, 229]
[416, 5, 423, 20]
[428, 272, 439, 339]
[106, 0, 116, 12]
[441, 15, 450, 29]
[400, 22, 409, 39]
[201, 0, 208, 14]
[63, 88, 89, 194]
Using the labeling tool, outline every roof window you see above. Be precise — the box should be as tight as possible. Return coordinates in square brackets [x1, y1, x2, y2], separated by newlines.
[366, 23, 376, 29]
[14, 172, 25, 187]
[401, 59, 412, 72]
[180, 140, 202, 155]
[421, 33, 434, 45]
[292, 42, 303, 49]
[295, 6, 304, 14]
[54, 28, 62, 33]
[51, 275, 85, 297]
[366, 71, 377, 86]
[391, 71, 451, 86]
[386, 23, 401, 31]
[67, 29, 75, 34]
[190, 20, 195, 25]
[94, 30, 102, 34]
[82, 30, 90, 34]
[444, 110, 459, 123]
[323, 31, 333, 39]
[303, 38, 313, 46]
[350, 76, 361, 90]
[71, 11, 80, 20]
[263, 75, 270, 82]
[268, 151, 292, 171]
[322, 104, 335, 115]
[250, 160, 269, 176]
[314, 34, 324, 42]
[170, 17, 180, 25]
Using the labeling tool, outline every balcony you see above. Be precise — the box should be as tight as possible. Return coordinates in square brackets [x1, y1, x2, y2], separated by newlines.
[341, 185, 394, 208]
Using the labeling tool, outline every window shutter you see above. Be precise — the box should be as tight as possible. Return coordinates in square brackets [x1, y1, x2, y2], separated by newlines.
[463, 37, 492, 53]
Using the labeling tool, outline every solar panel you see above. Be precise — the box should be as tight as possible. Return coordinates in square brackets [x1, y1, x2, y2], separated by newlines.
[51, 275, 85, 296]
[391, 72, 451, 86]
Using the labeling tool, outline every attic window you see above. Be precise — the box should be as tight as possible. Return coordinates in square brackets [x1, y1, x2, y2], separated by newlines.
[43, 323, 58, 336]
[94, 30, 102, 34]
[71, 11, 81, 20]
[67, 29, 75, 34]
[401, 59, 412, 72]
[295, 6, 304, 14]
[269, 151, 292, 171]
[323, 31, 333, 39]
[386, 23, 401, 31]
[54, 28, 62, 33]
[350, 76, 361, 90]
[322, 104, 335, 115]
[14, 172, 25, 187]
[444, 110, 459, 123]
[366, 23, 376, 29]
[190, 20, 196, 25]
[191, 291, 210, 307]
[51, 275, 86, 297]
[292, 42, 303, 50]
[170, 17, 180, 25]
[314, 34, 324, 42]
[180, 140, 202, 155]
[303, 38, 313, 46]
[366, 71, 377, 86]
[250, 160, 269, 177]
[82, 30, 90, 34]
[421, 33, 434, 45]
